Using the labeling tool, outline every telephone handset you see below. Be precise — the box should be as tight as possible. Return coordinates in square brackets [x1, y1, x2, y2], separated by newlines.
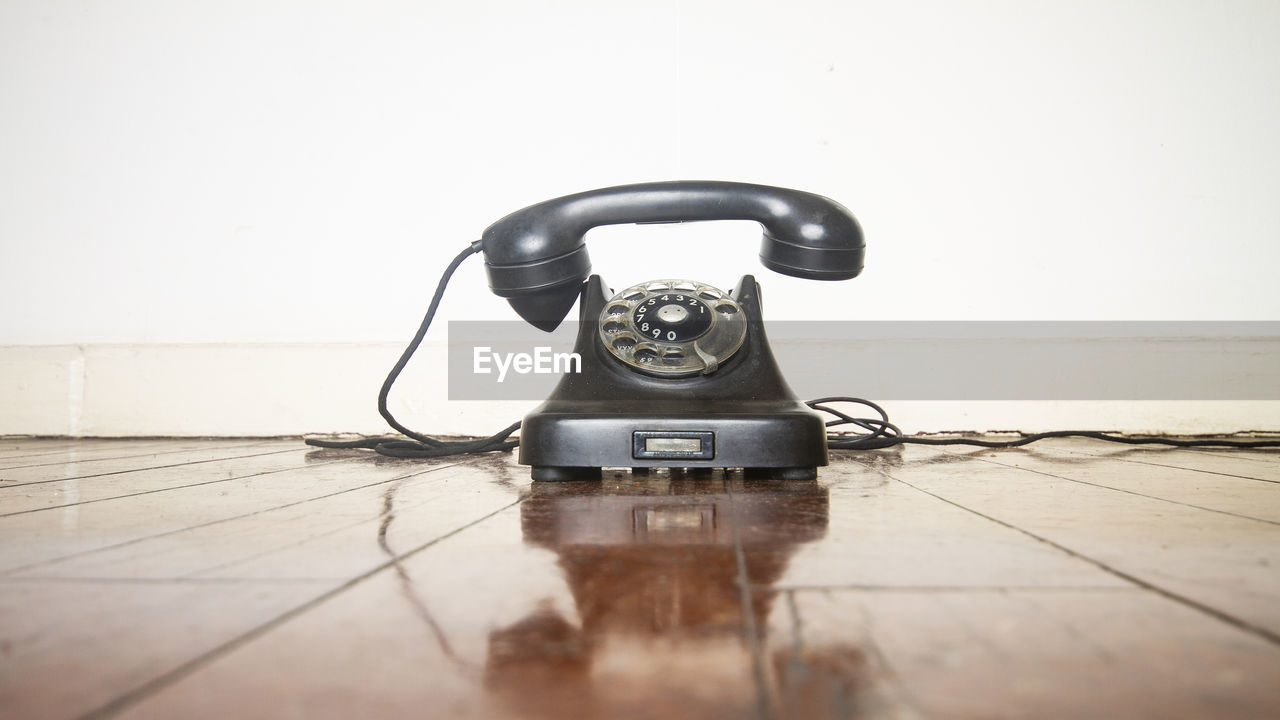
[476, 181, 866, 481]
[480, 181, 864, 332]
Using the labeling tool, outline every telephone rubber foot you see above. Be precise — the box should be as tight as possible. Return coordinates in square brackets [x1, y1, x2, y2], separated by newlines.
[772, 467, 818, 481]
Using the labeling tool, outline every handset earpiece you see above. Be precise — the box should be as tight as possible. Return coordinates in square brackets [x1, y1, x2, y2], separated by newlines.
[480, 181, 865, 331]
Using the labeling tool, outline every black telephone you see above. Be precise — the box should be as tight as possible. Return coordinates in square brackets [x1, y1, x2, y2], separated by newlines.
[307, 181, 867, 476]
[478, 181, 865, 480]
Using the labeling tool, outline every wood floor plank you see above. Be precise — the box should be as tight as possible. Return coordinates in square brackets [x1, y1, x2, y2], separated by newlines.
[1180, 445, 1280, 463]
[760, 588, 1280, 719]
[7, 459, 526, 581]
[0, 578, 331, 720]
[1048, 440, 1280, 483]
[847, 444, 1280, 642]
[191, 461, 526, 580]
[0, 440, 300, 486]
[939, 445, 1280, 524]
[0, 438, 286, 470]
[747, 457, 1126, 591]
[0, 454, 463, 575]
[0, 438, 166, 460]
[0, 437, 190, 453]
[0, 448, 332, 516]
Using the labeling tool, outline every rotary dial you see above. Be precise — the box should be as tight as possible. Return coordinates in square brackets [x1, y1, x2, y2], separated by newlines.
[598, 279, 747, 377]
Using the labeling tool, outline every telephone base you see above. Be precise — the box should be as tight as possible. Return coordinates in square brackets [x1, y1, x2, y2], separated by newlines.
[521, 409, 826, 481]
[518, 275, 829, 482]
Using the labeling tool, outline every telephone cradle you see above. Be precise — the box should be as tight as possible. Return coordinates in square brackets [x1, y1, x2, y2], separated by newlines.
[476, 181, 866, 481]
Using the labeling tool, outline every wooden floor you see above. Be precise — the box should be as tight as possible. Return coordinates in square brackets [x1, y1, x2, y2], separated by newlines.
[1, 438, 1278, 719]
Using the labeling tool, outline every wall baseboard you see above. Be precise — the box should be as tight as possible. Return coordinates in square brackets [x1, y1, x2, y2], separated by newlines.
[1, 343, 1276, 437]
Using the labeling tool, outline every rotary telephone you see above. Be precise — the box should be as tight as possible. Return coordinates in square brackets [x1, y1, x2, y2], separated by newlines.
[310, 180, 1279, 471]
[478, 181, 865, 480]
[307, 181, 869, 477]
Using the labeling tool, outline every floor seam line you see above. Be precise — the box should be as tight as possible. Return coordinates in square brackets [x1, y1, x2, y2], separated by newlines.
[874, 465, 1280, 648]
[0, 461, 464, 577]
[0, 448, 305, 488]
[0, 455, 362, 518]
[953, 451, 1280, 527]
[1038, 444, 1280, 483]
[0, 440, 287, 472]
[1105, 458, 1280, 485]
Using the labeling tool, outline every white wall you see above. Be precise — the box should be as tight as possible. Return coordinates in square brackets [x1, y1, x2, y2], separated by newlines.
[2, 1, 1279, 436]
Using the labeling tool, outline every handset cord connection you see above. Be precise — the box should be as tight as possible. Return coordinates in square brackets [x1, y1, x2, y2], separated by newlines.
[305, 243, 1280, 457]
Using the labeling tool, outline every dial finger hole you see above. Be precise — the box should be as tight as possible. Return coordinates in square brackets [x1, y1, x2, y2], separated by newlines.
[698, 290, 722, 300]
[634, 344, 659, 363]
[661, 347, 685, 364]
[606, 303, 631, 316]
[646, 282, 671, 292]
[611, 334, 637, 351]
[602, 320, 627, 334]
[673, 282, 695, 292]
[623, 290, 644, 301]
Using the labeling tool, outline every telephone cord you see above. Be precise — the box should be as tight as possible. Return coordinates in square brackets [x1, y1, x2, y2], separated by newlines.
[305, 242, 520, 458]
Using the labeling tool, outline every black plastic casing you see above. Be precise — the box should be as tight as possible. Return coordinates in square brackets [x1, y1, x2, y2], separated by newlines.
[519, 275, 828, 481]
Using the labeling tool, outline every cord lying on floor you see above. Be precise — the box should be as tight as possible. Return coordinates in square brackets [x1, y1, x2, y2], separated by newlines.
[305, 242, 1280, 458]
[805, 396, 1280, 450]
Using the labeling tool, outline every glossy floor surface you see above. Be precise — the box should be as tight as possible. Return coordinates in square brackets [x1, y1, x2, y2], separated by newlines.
[1, 438, 1279, 719]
